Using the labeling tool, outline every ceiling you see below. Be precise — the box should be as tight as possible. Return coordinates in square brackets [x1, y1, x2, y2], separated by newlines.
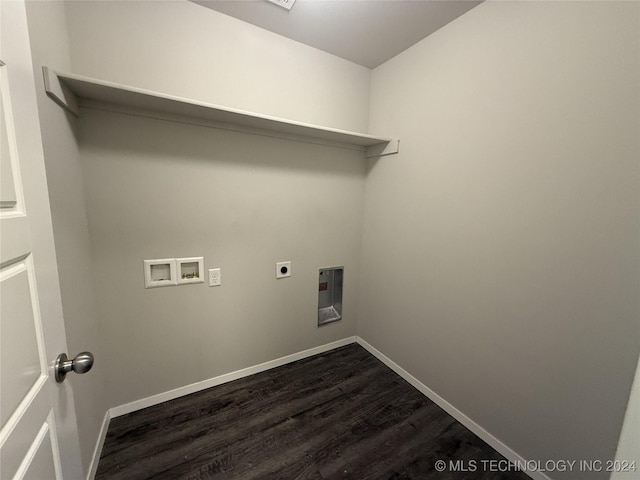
[190, 0, 482, 69]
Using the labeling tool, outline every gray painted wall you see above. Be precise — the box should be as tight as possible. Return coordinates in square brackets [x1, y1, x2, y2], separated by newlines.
[78, 110, 364, 407]
[61, 0, 370, 409]
[63, 0, 371, 133]
[361, 2, 639, 478]
[25, 1, 107, 474]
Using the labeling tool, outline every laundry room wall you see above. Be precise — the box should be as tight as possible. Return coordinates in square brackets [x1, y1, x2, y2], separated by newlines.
[62, 0, 372, 408]
[360, 2, 640, 478]
[63, 0, 371, 133]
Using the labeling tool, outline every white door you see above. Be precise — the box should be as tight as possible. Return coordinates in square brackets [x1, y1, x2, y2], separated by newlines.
[0, 1, 84, 479]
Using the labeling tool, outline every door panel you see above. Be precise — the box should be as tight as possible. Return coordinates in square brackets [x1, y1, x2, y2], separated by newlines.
[0, 260, 44, 428]
[0, 83, 18, 208]
[0, 386, 49, 479]
[18, 420, 58, 480]
[0, 1, 83, 478]
[0, 52, 23, 216]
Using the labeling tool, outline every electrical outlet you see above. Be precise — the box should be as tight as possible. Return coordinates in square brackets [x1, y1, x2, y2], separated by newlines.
[276, 261, 291, 279]
[208, 268, 221, 287]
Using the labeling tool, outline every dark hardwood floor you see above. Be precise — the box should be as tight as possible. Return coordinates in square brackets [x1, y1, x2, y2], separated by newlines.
[96, 344, 530, 480]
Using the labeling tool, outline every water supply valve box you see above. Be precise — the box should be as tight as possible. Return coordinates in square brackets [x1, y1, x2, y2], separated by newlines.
[177, 257, 204, 285]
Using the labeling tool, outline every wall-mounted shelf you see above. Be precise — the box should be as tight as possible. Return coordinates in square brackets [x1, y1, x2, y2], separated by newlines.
[42, 67, 398, 158]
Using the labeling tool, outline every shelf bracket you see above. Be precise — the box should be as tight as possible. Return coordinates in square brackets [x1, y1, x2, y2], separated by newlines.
[42, 66, 79, 116]
[366, 139, 399, 158]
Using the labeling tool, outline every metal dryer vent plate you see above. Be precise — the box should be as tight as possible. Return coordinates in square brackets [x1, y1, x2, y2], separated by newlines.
[318, 267, 343, 326]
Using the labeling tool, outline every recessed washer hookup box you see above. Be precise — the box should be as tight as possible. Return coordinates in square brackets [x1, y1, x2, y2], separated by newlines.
[318, 267, 343, 326]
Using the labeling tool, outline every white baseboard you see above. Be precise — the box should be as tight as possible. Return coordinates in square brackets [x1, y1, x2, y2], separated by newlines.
[109, 336, 357, 418]
[86, 411, 110, 480]
[100, 335, 546, 480]
[355, 336, 551, 480]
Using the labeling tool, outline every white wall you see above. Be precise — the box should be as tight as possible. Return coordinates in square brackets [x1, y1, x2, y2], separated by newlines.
[611, 355, 640, 480]
[25, 1, 107, 475]
[361, 2, 639, 479]
[61, 0, 370, 409]
[63, 0, 371, 133]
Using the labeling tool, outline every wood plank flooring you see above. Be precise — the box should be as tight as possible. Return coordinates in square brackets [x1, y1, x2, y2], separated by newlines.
[96, 344, 530, 480]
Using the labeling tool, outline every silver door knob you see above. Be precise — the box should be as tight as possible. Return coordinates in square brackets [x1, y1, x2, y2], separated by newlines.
[55, 351, 94, 383]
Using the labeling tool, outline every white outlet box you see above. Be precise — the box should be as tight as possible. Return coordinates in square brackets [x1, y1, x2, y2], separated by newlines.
[276, 261, 291, 279]
[144, 259, 177, 288]
[208, 268, 221, 287]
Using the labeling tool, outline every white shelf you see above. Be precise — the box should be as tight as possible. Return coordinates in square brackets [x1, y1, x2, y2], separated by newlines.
[43, 67, 398, 158]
